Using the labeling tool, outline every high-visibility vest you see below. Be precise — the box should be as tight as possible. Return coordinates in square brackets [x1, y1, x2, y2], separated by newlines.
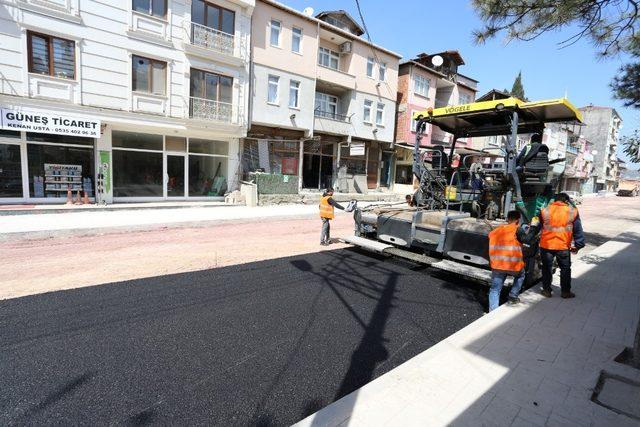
[319, 196, 334, 219]
[489, 222, 525, 274]
[539, 201, 578, 250]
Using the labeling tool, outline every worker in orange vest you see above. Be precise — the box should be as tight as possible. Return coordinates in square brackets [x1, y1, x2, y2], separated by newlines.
[539, 193, 585, 299]
[319, 187, 345, 246]
[488, 210, 526, 311]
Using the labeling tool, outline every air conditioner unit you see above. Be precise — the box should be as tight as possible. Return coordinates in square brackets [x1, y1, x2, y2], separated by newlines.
[339, 41, 352, 53]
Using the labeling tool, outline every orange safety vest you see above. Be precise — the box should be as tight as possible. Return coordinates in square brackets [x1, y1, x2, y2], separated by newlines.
[489, 222, 525, 274]
[539, 201, 578, 250]
[319, 196, 334, 219]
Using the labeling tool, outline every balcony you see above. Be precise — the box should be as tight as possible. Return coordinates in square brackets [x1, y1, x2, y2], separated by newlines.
[314, 109, 350, 123]
[189, 97, 234, 123]
[316, 65, 356, 90]
[313, 109, 352, 136]
[185, 23, 244, 65]
[191, 23, 234, 55]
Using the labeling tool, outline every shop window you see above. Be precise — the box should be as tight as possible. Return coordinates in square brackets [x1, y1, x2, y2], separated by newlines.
[395, 164, 413, 185]
[132, 55, 167, 96]
[188, 155, 227, 196]
[339, 145, 366, 175]
[112, 150, 163, 197]
[27, 143, 94, 199]
[28, 31, 75, 79]
[166, 136, 186, 152]
[189, 138, 228, 155]
[270, 141, 299, 175]
[27, 132, 93, 146]
[0, 130, 20, 139]
[112, 131, 163, 150]
[0, 144, 23, 197]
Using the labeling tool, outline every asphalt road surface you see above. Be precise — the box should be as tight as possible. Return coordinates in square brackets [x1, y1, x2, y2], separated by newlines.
[0, 248, 487, 426]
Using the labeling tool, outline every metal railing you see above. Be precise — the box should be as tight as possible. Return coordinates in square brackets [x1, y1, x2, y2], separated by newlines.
[314, 108, 351, 122]
[190, 22, 235, 56]
[189, 97, 233, 123]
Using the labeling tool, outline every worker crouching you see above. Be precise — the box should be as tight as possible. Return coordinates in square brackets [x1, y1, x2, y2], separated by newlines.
[488, 210, 526, 311]
[538, 193, 585, 298]
[319, 188, 345, 246]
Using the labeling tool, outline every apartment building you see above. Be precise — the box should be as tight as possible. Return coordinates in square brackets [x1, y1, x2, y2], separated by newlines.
[579, 106, 622, 193]
[0, 0, 253, 204]
[243, 0, 400, 194]
[394, 52, 477, 194]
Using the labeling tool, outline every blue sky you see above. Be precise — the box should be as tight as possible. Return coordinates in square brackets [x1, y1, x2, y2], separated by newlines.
[280, 0, 639, 166]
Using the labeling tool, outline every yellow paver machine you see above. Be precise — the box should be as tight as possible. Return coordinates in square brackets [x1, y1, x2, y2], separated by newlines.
[344, 97, 583, 284]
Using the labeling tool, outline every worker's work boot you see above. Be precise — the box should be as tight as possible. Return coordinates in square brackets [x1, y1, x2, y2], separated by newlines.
[540, 289, 553, 298]
[507, 296, 521, 305]
[561, 291, 576, 299]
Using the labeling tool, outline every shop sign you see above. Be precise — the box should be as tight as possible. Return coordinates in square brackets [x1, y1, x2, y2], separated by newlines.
[0, 108, 100, 138]
[350, 143, 365, 156]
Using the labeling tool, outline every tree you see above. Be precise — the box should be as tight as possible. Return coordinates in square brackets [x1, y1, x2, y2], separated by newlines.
[510, 71, 526, 100]
[471, 0, 639, 108]
[623, 130, 640, 162]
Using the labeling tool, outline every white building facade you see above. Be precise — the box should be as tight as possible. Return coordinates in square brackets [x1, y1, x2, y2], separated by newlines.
[0, 0, 253, 203]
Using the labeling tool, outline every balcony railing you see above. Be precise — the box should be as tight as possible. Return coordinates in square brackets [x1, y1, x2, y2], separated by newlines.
[189, 97, 233, 123]
[314, 109, 351, 122]
[190, 22, 234, 56]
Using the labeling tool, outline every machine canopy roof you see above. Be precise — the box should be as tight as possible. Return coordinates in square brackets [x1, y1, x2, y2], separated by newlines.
[414, 98, 583, 138]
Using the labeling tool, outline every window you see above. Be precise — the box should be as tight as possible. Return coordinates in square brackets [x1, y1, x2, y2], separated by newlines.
[363, 99, 372, 122]
[414, 75, 429, 97]
[379, 62, 386, 81]
[133, 0, 167, 18]
[191, 0, 235, 35]
[459, 93, 472, 105]
[26, 133, 95, 199]
[28, 32, 75, 79]
[366, 57, 374, 77]
[376, 103, 384, 125]
[315, 93, 338, 117]
[410, 110, 417, 132]
[132, 55, 166, 95]
[292, 27, 302, 53]
[318, 47, 339, 70]
[289, 80, 300, 108]
[270, 19, 281, 46]
[267, 75, 279, 104]
[190, 69, 233, 103]
[0, 144, 23, 198]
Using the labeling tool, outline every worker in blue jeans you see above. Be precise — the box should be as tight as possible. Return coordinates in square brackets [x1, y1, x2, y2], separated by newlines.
[488, 210, 526, 311]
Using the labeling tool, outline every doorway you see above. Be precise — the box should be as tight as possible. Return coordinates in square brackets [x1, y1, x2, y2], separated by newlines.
[165, 154, 186, 198]
[380, 152, 393, 188]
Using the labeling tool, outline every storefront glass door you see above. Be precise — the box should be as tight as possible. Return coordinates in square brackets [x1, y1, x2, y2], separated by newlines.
[165, 154, 186, 198]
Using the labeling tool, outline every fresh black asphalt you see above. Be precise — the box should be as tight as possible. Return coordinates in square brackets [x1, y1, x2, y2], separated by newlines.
[1, 248, 490, 426]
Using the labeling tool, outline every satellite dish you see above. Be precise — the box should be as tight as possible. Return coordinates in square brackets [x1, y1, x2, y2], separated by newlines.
[431, 55, 444, 67]
[303, 7, 314, 16]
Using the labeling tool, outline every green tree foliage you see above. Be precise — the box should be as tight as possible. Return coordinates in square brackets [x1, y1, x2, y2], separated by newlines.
[472, 0, 639, 108]
[623, 130, 640, 162]
[510, 72, 526, 100]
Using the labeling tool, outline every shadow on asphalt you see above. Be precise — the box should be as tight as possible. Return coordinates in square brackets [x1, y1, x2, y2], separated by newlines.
[0, 247, 487, 426]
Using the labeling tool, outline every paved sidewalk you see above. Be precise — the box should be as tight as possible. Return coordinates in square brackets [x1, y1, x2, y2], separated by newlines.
[296, 225, 640, 426]
[0, 204, 347, 236]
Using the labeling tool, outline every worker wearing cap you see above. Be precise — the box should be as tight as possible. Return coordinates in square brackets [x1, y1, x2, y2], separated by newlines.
[319, 187, 345, 246]
[488, 210, 526, 311]
[538, 192, 585, 298]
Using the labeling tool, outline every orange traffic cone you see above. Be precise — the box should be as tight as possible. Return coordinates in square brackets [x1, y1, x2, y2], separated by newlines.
[66, 188, 73, 205]
[75, 190, 83, 205]
[83, 191, 89, 204]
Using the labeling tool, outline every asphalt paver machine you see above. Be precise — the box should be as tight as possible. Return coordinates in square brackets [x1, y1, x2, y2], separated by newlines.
[343, 97, 584, 284]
